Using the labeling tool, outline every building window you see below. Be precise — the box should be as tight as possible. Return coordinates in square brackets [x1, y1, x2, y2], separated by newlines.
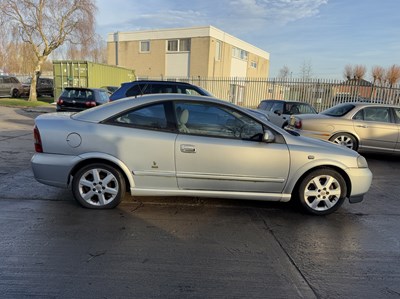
[251, 61, 257, 68]
[167, 39, 191, 52]
[179, 39, 191, 51]
[232, 47, 248, 61]
[215, 40, 222, 61]
[140, 41, 150, 52]
[168, 40, 178, 52]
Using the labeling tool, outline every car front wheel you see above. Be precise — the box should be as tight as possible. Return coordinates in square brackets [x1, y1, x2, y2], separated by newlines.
[297, 169, 347, 215]
[72, 163, 126, 209]
[329, 133, 358, 151]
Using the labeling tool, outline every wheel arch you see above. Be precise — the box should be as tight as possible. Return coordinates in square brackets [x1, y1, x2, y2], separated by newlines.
[291, 165, 352, 200]
[69, 156, 134, 192]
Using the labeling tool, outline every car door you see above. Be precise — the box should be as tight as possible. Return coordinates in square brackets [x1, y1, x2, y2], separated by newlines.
[0, 76, 5, 96]
[104, 102, 178, 189]
[353, 106, 399, 151]
[174, 101, 290, 193]
[268, 101, 286, 127]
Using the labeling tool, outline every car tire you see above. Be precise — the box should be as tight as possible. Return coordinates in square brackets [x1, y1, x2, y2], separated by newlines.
[72, 163, 126, 209]
[329, 133, 358, 151]
[297, 168, 347, 215]
[12, 89, 20, 98]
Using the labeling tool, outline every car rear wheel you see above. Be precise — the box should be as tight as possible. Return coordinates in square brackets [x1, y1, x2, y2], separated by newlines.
[12, 89, 20, 98]
[329, 133, 358, 151]
[72, 163, 125, 209]
[297, 169, 347, 215]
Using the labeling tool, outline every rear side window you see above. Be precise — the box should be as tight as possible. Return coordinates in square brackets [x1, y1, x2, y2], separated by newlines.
[257, 101, 274, 111]
[126, 84, 147, 97]
[109, 103, 172, 131]
[177, 85, 201, 95]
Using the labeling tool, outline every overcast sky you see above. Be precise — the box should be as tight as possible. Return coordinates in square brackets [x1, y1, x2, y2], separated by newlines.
[95, 0, 400, 80]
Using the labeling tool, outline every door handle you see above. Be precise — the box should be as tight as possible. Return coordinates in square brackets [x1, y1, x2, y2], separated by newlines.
[356, 125, 368, 128]
[180, 144, 196, 153]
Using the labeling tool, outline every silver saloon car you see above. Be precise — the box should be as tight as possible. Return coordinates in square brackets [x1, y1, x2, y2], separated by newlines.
[286, 102, 400, 153]
[31, 94, 372, 215]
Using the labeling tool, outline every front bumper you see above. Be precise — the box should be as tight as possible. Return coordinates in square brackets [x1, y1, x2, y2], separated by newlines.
[346, 167, 373, 203]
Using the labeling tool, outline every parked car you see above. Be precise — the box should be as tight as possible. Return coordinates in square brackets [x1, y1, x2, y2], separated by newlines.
[286, 102, 400, 153]
[101, 86, 118, 95]
[109, 80, 212, 101]
[0, 75, 23, 98]
[56, 87, 110, 112]
[256, 99, 317, 128]
[22, 77, 54, 97]
[32, 94, 372, 215]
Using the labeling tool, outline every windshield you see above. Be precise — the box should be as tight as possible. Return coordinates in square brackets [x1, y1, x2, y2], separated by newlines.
[321, 103, 355, 117]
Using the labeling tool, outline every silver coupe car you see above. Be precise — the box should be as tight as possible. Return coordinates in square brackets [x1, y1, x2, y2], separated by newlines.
[31, 94, 372, 215]
[286, 102, 400, 153]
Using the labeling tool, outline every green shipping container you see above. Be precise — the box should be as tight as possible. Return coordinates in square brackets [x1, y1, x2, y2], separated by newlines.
[53, 60, 135, 99]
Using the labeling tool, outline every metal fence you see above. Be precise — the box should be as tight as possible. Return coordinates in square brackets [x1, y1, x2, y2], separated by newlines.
[140, 76, 400, 112]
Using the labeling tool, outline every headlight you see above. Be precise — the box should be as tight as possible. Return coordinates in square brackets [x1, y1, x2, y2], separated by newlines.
[357, 155, 368, 168]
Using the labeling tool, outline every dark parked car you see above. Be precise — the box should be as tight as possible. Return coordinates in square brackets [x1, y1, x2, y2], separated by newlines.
[23, 77, 54, 97]
[257, 99, 317, 128]
[56, 87, 110, 112]
[109, 80, 212, 101]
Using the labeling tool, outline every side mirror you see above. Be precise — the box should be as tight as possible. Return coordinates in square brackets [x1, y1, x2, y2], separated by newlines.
[263, 130, 275, 143]
[274, 109, 282, 116]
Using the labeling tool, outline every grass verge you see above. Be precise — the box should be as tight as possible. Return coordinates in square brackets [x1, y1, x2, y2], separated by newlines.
[0, 97, 54, 108]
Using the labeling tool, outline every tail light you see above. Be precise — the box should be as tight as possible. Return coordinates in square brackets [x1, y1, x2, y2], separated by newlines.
[33, 126, 43, 153]
[57, 98, 63, 105]
[294, 119, 302, 129]
[85, 101, 97, 107]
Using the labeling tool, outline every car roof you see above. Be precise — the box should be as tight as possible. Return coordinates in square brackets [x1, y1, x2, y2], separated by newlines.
[73, 94, 245, 123]
[260, 99, 311, 104]
[123, 80, 196, 85]
[64, 87, 105, 91]
[333, 102, 400, 109]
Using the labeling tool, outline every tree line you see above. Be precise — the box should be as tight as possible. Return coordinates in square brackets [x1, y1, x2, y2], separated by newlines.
[0, 0, 104, 101]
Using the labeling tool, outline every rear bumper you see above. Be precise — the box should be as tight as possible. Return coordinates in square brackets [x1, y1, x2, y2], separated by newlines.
[31, 153, 82, 188]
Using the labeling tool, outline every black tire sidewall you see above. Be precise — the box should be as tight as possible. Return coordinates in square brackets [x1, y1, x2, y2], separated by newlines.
[72, 163, 125, 209]
[298, 168, 347, 215]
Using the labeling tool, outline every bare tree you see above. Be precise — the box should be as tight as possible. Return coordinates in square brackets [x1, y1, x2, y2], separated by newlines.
[0, 0, 97, 101]
[353, 64, 366, 80]
[299, 60, 313, 80]
[344, 64, 353, 80]
[371, 66, 385, 85]
[278, 65, 290, 79]
[385, 64, 400, 88]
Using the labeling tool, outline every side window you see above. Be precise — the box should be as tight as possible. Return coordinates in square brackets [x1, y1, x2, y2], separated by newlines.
[126, 84, 146, 97]
[394, 108, 400, 123]
[110, 103, 170, 131]
[360, 107, 390, 123]
[146, 84, 176, 94]
[258, 101, 273, 111]
[177, 85, 201, 95]
[271, 102, 284, 113]
[353, 110, 364, 120]
[174, 102, 264, 140]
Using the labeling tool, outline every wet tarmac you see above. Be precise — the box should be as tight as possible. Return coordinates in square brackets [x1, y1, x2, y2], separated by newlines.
[0, 106, 399, 298]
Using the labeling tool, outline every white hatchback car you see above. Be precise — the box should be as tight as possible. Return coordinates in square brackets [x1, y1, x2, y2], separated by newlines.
[31, 94, 372, 215]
